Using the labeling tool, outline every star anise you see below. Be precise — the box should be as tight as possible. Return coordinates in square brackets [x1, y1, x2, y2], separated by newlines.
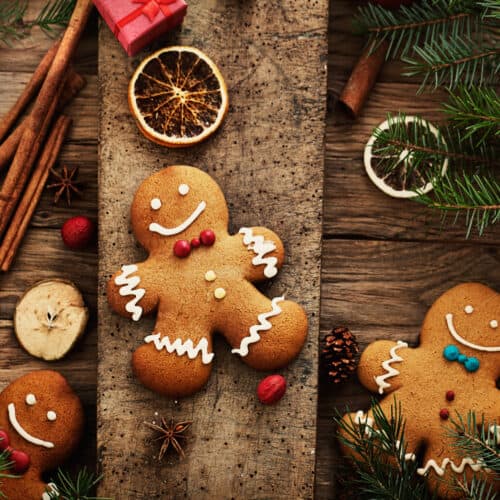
[144, 417, 192, 460]
[47, 165, 82, 206]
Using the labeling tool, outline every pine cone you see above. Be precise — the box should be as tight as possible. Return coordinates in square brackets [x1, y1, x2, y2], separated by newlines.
[320, 327, 359, 384]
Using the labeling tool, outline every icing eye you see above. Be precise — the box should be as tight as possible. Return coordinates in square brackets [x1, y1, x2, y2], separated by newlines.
[178, 184, 189, 196]
[464, 305, 474, 314]
[491, 320, 498, 329]
[25, 394, 36, 406]
[47, 411, 57, 422]
[150, 198, 162, 210]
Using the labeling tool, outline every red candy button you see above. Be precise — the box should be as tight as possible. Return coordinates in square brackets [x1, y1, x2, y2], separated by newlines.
[173, 240, 191, 258]
[439, 408, 450, 420]
[200, 229, 216, 246]
[191, 237, 201, 248]
[445, 390, 455, 402]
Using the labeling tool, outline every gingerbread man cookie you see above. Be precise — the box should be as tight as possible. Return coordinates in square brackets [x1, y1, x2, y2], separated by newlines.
[341, 283, 499, 498]
[0, 370, 84, 500]
[107, 165, 308, 398]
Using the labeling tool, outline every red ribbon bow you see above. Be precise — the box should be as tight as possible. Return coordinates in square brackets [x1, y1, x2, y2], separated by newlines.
[116, 0, 177, 32]
[0, 430, 30, 474]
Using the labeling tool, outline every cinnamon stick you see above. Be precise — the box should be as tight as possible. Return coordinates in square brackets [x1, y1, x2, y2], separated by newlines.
[0, 69, 85, 171]
[0, 0, 93, 237]
[0, 116, 71, 271]
[0, 40, 60, 142]
[339, 41, 388, 118]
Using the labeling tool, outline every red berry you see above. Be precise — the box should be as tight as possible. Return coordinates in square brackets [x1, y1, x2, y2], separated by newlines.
[0, 431, 9, 450]
[10, 449, 30, 474]
[190, 237, 201, 248]
[445, 390, 455, 402]
[61, 216, 94, 250]
[173, 240, 191, 258]
[257, 375, 286, 405]
[439, 408, 450, 420]
[200, 229, 216, 246]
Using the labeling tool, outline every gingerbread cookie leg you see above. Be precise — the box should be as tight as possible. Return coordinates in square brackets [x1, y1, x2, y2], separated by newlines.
[132, 310, 215, 398]
[216, 282, 307, 370]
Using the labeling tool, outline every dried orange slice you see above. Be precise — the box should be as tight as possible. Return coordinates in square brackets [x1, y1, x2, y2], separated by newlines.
[128, 46, 228, 148]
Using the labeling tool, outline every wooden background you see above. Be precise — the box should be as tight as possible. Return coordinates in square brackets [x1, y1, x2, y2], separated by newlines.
[0, 0, 498, 498]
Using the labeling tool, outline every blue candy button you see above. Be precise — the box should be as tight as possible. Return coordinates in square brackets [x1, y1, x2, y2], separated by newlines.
[458, 354, 467, 364]
[443, 345, 459, 361]
[465, 357, 480, 372]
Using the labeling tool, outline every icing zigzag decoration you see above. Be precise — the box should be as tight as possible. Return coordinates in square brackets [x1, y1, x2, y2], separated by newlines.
[232, 297, 284, 357]
[115, 264, 145, 321]
[145, 333, 214, 364]
[375, 340, 408, 394]
[417, 457, 485, 477]
[239, 227, 279, 278]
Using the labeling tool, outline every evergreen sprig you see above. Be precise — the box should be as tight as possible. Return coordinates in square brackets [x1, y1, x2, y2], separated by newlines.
[0, 0, 75, 45]
[47, 467, 111, 500]
[443, 86, 500, 145]
[0, 449, 16, 499]
[354, 0, 480, 60]
[403, 35, 499, 92]
[335, 402, 499, 499]
[335, 399, 432, 500]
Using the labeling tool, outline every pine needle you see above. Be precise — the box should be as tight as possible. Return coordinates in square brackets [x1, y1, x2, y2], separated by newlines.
[47, 467, 111, 500]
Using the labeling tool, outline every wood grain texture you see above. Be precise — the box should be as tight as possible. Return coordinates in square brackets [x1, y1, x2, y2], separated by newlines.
[97, 1, 328, 498]
[0, 1, 97, 472]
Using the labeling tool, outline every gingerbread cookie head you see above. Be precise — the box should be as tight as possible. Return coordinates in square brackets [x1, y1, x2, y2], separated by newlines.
[421, 283, 500, 373]
[0, 371, 84, 499]
[131, 165, 229, 254]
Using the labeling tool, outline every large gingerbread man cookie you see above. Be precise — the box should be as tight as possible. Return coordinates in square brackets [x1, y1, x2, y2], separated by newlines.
[107, 165, 308, 398]
[342, 283, 499, 498]
[0, 370, 84, 500]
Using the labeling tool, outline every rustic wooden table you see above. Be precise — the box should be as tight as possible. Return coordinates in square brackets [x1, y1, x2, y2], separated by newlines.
[0, 1, 498, 498]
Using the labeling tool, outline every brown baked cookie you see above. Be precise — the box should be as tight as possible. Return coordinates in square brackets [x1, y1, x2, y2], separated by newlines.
[107, 165, 308, 398]
[340, 283, 500, 498]
[0, 370, 84, 500]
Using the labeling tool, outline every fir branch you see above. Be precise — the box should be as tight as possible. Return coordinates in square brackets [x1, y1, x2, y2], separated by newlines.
[0, 448, 18, 499]
[0, 0, 75, 45]
[335, 399, 431, 500]
[416, 171, 500, 237]
[353, 0, 481, 59]
[443, 86, 500, 145]
[403, 35, 500, 91]
[48, 467, 111, 500]
[447, 412, 500, 473]
[478, 0, 500, 21]
[453, 474, 498, 500]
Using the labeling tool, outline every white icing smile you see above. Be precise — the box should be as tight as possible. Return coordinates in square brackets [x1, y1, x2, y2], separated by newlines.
[149, 201, 206, 236]
[445, 313, 500, 352]
[7, 403, 54, 449]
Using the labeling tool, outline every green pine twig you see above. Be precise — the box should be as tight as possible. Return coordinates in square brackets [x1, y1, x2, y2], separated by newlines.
[443, 86, 500, 145]
[47, 468, 111, 500]
[0, 0, 75, 45]
[353, 0, 480, 60]
[403, 35, 500, 92]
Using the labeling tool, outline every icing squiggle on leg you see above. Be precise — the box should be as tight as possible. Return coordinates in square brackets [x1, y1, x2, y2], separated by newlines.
[144, 333, 214, 364]
[115, 264, 145, 321]
[239, 227, 278, 278]
[375, 340, 408, 394]
[232, 296, 284, 357]
[417, 457, 486, 477]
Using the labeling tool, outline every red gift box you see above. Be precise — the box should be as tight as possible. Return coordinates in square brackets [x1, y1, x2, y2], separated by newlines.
[93, 0, 188, 56]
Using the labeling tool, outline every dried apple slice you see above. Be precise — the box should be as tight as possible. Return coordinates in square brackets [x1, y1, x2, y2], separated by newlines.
[14, 279, 88, 361]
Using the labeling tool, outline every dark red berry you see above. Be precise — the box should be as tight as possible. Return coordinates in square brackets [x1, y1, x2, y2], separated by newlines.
[10, 449, 30, 474]
[439, 408, 450, 420]
[173, 240, 191, 258]
[257, 375, 286, 405]
[445, 390, 455, 402]
[0, 431, 9, 450]
[200, 229, 216, 246]
[190, 237, 201, 248]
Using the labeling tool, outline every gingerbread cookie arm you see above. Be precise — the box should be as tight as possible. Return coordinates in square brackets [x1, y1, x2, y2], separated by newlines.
[107, 261, 159, 321]
[237, 227, 285, 281]
[358, 340, 412, 395]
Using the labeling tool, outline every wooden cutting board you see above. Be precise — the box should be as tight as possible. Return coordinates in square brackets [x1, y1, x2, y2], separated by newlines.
[97, 1, 328, 497]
